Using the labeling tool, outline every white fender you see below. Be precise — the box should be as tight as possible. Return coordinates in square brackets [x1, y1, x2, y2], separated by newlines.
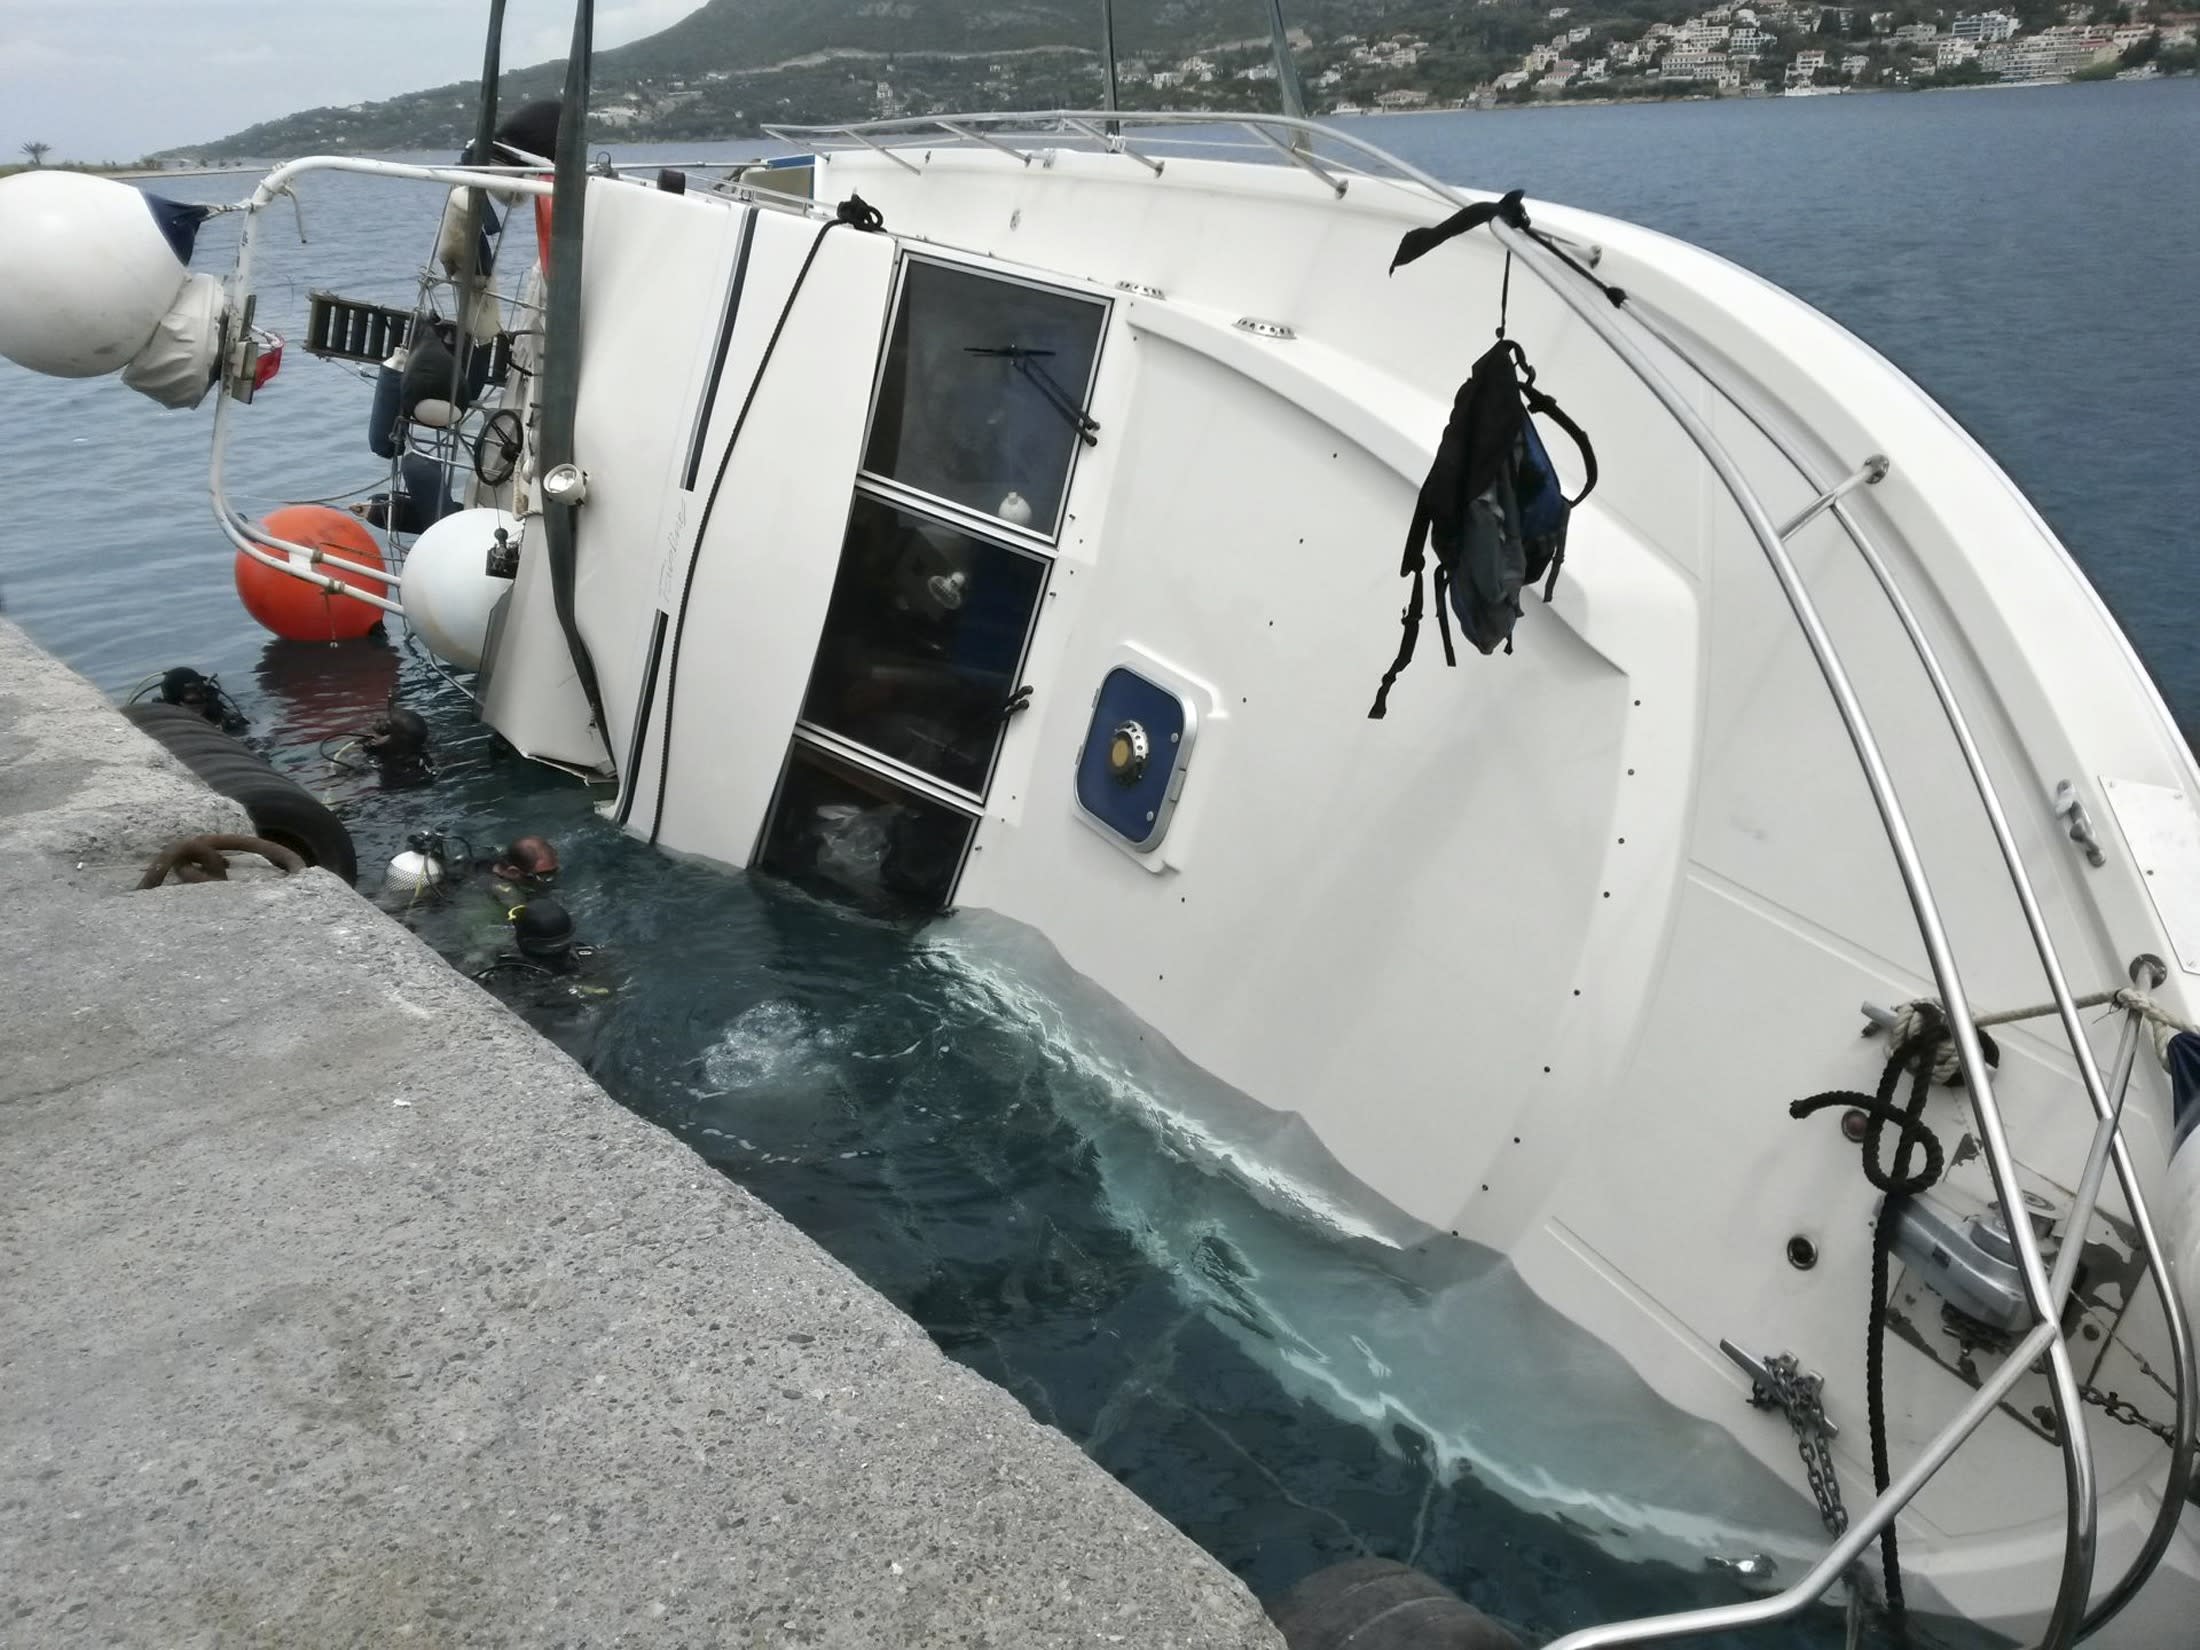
[400, 507, 522, 672]
[120, 273, 226, 409]
[0, 171, 190, 377]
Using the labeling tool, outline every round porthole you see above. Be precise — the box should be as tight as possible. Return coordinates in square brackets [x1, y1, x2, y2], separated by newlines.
[1075, 663, 1196, 856]
[1108, 720, 1150, 785]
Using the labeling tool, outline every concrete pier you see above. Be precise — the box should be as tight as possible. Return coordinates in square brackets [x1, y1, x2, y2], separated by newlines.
[0, 618, 1282, 1649]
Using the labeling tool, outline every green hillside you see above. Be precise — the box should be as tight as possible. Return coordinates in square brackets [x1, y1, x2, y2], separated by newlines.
[166, 0, 1462, 157]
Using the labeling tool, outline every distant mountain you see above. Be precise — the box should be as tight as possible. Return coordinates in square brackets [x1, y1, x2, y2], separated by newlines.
[165, 0, 1466, 157]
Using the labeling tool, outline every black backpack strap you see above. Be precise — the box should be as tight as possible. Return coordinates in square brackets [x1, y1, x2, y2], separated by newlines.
[1389, 189, 1526, 274]
[1369, 498, 1435, 719]
[1521, 380, 1597, 507]
[1521, 381, 1594, 603]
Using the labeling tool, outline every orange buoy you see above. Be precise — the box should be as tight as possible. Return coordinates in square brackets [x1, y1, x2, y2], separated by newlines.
[234, 505, 388, 642]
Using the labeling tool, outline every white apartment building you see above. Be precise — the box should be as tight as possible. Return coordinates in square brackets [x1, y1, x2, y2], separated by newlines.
[1789, 45, 1829, 79]
[1663, 44, 1730, 76]
[1952, 11, 2019, 41]
[1936, 36, 1978, 64]
[2005, 27, 2107, 76]
[1893, 22, 1940, 44]
[1843, 51, 1872, 74]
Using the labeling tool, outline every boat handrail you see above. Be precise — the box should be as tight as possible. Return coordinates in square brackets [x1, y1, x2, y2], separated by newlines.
[1617, 294, 2198, 1640]
[776, 104, 2193, 1648]
[1485, 215, 2093, 1645]
[765, 109, 1496, 213]
[208, 156, 559, 604]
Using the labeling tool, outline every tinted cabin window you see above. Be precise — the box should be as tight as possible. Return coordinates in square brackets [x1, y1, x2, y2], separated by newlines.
[862, 259, 1104, 536]
[802, 495, 1046, 794]
[758, 742, 976, 912]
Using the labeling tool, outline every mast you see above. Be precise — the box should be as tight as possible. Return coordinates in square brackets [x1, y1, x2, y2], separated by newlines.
[1263, 0, 1309, 121]
[1098, 0, 1122, 121]
[449, 0, 506, 411]
[539, 0, 614, 756]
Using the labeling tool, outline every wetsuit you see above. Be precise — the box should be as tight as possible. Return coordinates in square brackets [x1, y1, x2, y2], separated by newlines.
[472, 945, 617, 1065]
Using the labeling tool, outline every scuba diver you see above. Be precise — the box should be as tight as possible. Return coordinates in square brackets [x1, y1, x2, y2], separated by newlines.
[440, 832, 559, 946]
[151, 666, 250, 734]
[487, 834, 559, 897]
[471, 893, 619, 1065]
[360, 706, 434, 787]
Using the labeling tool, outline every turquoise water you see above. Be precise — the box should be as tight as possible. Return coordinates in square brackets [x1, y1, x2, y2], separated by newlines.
[5, 82, 2195, 1646]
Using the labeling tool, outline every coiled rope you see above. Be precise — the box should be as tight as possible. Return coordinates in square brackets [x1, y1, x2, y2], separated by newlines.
[1791, 982, 2197, 1638]
[1791, 1004, 1957, 1638]
[1879, 987, 2192, 1083]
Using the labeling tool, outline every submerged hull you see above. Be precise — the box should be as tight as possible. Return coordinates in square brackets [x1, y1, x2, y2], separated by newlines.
[455, 129, 2199, 1642]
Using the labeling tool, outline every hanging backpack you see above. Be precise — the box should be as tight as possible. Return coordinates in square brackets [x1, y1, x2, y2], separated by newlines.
[1369, 193, 1599, 719]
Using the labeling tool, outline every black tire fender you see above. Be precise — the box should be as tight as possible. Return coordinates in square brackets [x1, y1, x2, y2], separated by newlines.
[1269, 1559, 1527, 1650]
[123, 706, 359, 884]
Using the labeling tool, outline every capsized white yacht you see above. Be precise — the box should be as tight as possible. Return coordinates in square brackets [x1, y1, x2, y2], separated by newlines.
[1, 5, 2195, 1645]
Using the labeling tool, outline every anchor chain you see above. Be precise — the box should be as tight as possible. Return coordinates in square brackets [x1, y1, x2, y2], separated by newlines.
[1753, 1352, 1849, 1536]
[2081, 1383, 2177, 1448]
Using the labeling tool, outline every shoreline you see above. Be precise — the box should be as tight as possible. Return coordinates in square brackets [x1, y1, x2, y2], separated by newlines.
[1343, 68, 2185, 117]
[146, 68, 2193, 164]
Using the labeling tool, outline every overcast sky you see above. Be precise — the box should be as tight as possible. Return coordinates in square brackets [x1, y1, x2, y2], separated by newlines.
[2, 0, 701, 161]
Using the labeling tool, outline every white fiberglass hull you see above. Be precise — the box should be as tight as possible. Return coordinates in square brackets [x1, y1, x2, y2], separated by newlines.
[466, 130, 2199, 1644]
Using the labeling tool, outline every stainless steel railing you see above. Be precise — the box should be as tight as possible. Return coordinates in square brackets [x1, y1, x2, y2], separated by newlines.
[208, 156, 557, 610]
[1620, 295, 2198, 1639]
[1492, 213, 2098, 1645]
[770, 106, 2196, 1647]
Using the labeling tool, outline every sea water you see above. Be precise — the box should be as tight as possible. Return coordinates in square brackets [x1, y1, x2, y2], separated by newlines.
[3, 81, 2194, 1647]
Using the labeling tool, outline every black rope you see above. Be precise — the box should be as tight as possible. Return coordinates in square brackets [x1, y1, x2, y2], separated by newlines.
[1523, 224, 1628, 309]
[1789, 1005, 1960, 1641]
[647, 201, 880, 845]
[1388, 186, 1628, 311]
[834, 194, 883, 231]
